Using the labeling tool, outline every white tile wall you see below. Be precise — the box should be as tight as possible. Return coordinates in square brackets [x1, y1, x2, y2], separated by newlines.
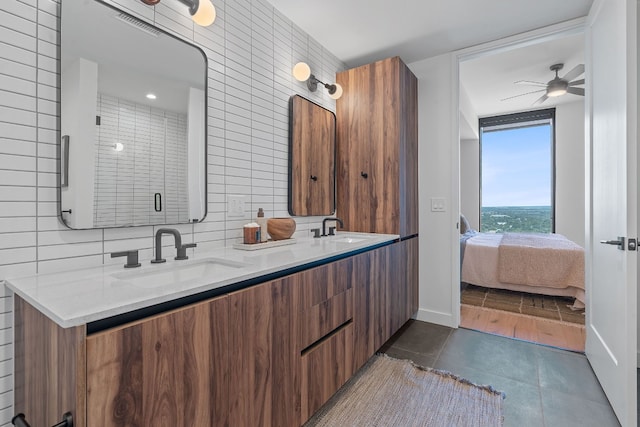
[0, 0, 344, 423]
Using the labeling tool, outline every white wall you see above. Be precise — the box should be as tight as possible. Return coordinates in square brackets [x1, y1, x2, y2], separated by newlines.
[409, 53, 459, 327]
[555, 100, 586, 246]
[0, 0, 344, 423]
[460, 138, 480, 230]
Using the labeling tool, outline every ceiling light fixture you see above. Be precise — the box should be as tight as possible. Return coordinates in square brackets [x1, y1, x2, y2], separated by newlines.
[113, 142, 124, 152]
[146, 93, 157, 100]
[140, 0, 216, 27]
[546, 80, 568, 97]
[292, 62, 343, 100]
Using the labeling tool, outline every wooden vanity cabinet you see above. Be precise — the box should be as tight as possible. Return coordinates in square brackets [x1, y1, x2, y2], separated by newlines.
[85, 295, 229, 426]
[351, 237, 419, 372]
[14, 240, 417, 427]
[228, 275, 301, 427]
[336, 56, 418, 237]
[14, 297, 86, 427]
[298, 257, 354, 422]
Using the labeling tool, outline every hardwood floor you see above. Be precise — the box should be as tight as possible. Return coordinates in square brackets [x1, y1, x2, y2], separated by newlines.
[460, 304, 586, 352]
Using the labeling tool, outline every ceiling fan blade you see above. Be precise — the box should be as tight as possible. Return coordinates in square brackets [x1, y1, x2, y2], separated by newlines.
[561, 64, 585, 82]
[514, 80, 547, 87]
[500, 89, 545, 101]
[568, 79, 585, 86]
[567, 87, 585, 96]
[532, 93, 548, 105]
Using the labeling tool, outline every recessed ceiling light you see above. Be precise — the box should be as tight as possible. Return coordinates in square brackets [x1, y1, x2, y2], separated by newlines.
[146, 93, 157, 100]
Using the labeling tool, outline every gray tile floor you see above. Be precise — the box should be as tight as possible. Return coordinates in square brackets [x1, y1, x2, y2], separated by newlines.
[379, 320, 621, 427]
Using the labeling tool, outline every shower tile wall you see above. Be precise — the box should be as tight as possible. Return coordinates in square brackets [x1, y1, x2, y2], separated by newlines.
[0, 0, 344, 423]
[94, 94, 190, 227]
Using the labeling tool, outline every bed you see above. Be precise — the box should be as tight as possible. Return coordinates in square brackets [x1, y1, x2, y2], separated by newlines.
[460, 228, 585, 309]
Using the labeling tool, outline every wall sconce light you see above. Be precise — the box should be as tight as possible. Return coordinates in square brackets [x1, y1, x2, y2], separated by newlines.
[113, 142, 124, 152]
[140, 0, 216, 27]
[292, 62, 343, 100]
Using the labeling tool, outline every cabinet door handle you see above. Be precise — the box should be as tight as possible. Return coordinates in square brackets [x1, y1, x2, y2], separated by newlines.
[310, 175, 318, 181]
[360, 171, 368, 178]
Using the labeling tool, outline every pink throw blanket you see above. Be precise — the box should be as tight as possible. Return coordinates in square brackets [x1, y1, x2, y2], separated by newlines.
[498, 233, 584, 290]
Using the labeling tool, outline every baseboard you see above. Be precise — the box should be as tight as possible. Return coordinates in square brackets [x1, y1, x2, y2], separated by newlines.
[414, 308, 457, 328]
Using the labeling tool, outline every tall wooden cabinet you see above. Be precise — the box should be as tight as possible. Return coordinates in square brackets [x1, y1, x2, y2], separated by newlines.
[336, 56, 418, 238]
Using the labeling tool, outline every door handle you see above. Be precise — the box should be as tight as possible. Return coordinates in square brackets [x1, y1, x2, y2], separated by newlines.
[600, 237, 625, 250]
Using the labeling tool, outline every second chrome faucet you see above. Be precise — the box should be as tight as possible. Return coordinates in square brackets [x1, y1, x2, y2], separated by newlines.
[151, 228, 197, 263]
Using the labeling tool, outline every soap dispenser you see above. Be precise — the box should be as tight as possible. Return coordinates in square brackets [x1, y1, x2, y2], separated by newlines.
[256, 208, 268, 242]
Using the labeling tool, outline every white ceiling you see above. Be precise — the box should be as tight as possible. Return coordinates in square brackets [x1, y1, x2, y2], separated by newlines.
[460, 33, 585, 118]
[267, 0, 592, 119]
[266, 0, 593, 68]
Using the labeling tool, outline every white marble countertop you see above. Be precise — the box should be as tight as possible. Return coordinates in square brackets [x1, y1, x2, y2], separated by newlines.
[3, 232, 398, 328]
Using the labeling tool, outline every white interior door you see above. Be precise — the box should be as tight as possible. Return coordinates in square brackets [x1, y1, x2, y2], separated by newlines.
[586, 0, 637, 425]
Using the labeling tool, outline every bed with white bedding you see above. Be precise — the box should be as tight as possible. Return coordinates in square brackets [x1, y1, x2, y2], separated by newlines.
[461, 231, 585, 309]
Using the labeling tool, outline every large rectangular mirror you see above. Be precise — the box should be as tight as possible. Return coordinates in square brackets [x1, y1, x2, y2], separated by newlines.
[60, 0, 207, 229]
[288, 95, 336, 216]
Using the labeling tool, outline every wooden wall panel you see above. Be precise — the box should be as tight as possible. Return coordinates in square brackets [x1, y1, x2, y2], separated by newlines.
[85, 296, 229, 427]
[228, 276, 301, 427]
[14, 296, 86, 427]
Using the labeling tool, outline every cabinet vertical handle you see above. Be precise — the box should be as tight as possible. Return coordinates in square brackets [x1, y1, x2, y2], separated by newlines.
[154, 193, 162, 212]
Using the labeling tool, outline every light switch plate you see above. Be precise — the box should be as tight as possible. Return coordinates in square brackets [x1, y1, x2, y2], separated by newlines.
[228, 195, 246, 217]
[431, 197, 446, 212]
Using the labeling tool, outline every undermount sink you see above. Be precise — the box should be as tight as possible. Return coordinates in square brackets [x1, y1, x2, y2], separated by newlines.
[330, 234, 373, 244]
[112, 258, 248, 289]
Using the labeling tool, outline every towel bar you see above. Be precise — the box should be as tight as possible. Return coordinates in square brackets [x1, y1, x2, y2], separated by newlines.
[12, 412, 73, 427]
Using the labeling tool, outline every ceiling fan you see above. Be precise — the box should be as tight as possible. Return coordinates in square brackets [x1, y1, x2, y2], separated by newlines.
[502, 63, 585, 105]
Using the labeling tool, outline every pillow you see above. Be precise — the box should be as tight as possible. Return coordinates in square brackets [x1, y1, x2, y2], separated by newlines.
[460, 214, 471, 234]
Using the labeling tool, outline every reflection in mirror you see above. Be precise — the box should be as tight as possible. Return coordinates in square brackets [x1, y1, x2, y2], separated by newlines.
[288, 95, 336, 216]
[60, 0, 207, 229]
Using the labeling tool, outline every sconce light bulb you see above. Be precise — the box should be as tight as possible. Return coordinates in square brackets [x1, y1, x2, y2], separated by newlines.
[113, 142, 124, 152]
[293, 62, 311, 82]
[192, 0, 216, 27]
[329, 83, 343, 100]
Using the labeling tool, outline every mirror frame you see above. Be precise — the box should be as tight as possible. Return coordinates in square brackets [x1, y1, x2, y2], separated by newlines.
[59, 0, 208, 229]
[288, 95, 336, 217]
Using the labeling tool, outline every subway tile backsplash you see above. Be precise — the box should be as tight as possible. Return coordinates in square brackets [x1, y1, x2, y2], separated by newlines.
[0, 0, 344, 423]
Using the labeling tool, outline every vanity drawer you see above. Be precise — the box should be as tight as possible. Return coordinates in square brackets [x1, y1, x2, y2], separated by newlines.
[299, 287, 352, 350]
[300, 322, 354, 422]
[298, 256, 354, 350]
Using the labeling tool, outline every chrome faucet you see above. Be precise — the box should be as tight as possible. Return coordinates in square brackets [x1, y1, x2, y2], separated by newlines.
[322, 217, 344, 237]
[151, 228, 196, 263]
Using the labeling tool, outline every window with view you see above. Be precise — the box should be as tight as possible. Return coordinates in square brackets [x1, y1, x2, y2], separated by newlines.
[479, 109, 555, 234]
